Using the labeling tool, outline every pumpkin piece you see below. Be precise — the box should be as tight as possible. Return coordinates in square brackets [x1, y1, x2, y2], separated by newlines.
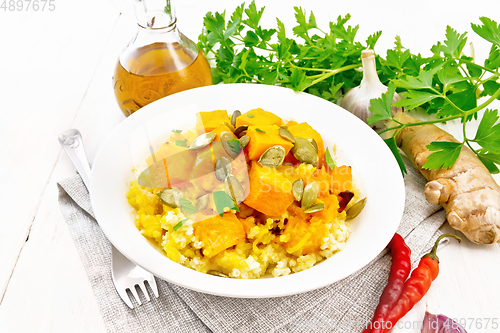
[190, 145, 220, 193]
[287, 122, 325, 167]
[235, 108, 283, 127]
[184, 129, 199, 146]
[192, 146, 214, 179]
[194, 213, 246, 258]
[329, 165, 353, 195]
[197, 110, 229, 132]
[285, 120, 299, 127]
[145, 143, 197, 187]
[278, 205, 327, 255]
[246, 125, 294, 161]
[240, 216, 256, 235]
[309, 193, 339, 221]
[243, 162, 295, 216]
[211, 123, 237, 141]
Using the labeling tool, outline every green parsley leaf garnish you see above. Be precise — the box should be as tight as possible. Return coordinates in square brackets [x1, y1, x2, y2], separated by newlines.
[471, 17, 500, 47]
[173, 218, 189, 231]
[227, 138, 242, 155]
[179, 198, 197, 214]
[423, 141, 463, 170]
[255, 128, 266, 133]
[325, 147, 336, 170]
[174, 139, 188, 147]
[246, 114, 255, 118]
[172, 129, 182, 134]
[368, 82, 397, 125]
[393, 90, 441, 110]
[213, 191, 239, 217]
[477, 151, 500, 174]
[473, 109, 500, 153]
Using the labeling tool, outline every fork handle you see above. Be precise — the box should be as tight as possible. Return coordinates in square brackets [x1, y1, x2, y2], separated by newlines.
[58, 129, 92, 191]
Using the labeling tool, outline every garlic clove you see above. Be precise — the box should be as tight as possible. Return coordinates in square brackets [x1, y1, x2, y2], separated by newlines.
[340, 49, 402, 130]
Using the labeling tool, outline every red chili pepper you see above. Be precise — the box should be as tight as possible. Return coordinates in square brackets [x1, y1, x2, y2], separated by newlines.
[363, 233, 411, 333]
[380, 234, 461, 333]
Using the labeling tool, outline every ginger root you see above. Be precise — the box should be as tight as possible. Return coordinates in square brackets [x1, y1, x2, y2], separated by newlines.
[395, 112, 500, 244]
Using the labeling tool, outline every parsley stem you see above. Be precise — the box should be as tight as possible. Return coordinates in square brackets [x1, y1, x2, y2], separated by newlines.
[300, 63, 360, 91]
[378, 115, 464, 136]
[440, 94, 467, 115]
[464, 85, 500, 115]
[459, 58, 498, 74]
[380, 84, 500, 137]
[462, 119, 479, 154]
[477, 72, 500, 86]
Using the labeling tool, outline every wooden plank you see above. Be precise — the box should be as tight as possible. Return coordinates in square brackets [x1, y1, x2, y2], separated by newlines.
[0, 164, 106, 332]
[0, 8, 136, 332]
[0, 0, 121, 299]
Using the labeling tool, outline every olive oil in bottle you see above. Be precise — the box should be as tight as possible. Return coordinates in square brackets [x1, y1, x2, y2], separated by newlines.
[112, 0, 212, 116]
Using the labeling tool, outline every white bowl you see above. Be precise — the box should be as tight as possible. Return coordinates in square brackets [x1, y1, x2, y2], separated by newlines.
[91, 83, 405, 298]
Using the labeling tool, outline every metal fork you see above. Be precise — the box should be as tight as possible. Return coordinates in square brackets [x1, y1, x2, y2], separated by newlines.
[59, 129, 159, 309]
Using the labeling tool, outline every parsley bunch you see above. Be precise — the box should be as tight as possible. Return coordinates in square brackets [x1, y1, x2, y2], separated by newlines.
[198, 1, 381, 100]
[371, 19, 500, 173]
[198, 2, 500, 174]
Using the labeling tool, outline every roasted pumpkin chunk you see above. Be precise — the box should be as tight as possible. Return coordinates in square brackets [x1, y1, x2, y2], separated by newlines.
[145, 142, 197, 187]
[329, 165, 352, 194]
[235, 108, 283, 127]
[278, 205, 327, 256]
[194, 213, 246, 258]
[246, 125, 294, 161]
[197, 110, 229, 132]
[211, 123, 237, 141]
[243, 162, 295, 216]
[287, 122, 325, 167]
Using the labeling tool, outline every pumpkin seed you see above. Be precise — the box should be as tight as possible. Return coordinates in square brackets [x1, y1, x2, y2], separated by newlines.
[224, 121, 235, 133]
[189, 132, 216, 150]
[234, 125, 248, 138]
[196, 194, 210, 211]
[304, 203, 325, 214]
[292, 138, 319, 164]
[157, 188, 183, 208]
[301, 182, 319, 210]
[220, 131, 234, 142]
[292, 179, 304, 201]
[222, 140, 240, 159]
[258, 145, 286, 167]
[278, 127, 295, 143]
[231, 110, 241, 127]
[239, 134, 250, 149]
[207, 270, 229, 278]
[308, 138, 318, 152]
[225, 174, 245, 203]
[215, 157, 232, 181]
[346, 197, 367, 219]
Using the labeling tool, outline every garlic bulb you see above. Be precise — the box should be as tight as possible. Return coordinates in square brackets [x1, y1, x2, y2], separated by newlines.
[340, 49, 401, 130]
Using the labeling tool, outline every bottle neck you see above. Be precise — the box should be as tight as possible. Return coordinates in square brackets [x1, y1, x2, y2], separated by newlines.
[134, 0, 176, 30]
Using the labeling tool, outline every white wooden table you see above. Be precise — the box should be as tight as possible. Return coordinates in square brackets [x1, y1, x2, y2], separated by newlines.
[1, 0, 499, 332]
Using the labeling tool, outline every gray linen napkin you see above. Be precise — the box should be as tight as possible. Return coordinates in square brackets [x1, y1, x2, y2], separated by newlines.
[57, 157, 446, 333]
